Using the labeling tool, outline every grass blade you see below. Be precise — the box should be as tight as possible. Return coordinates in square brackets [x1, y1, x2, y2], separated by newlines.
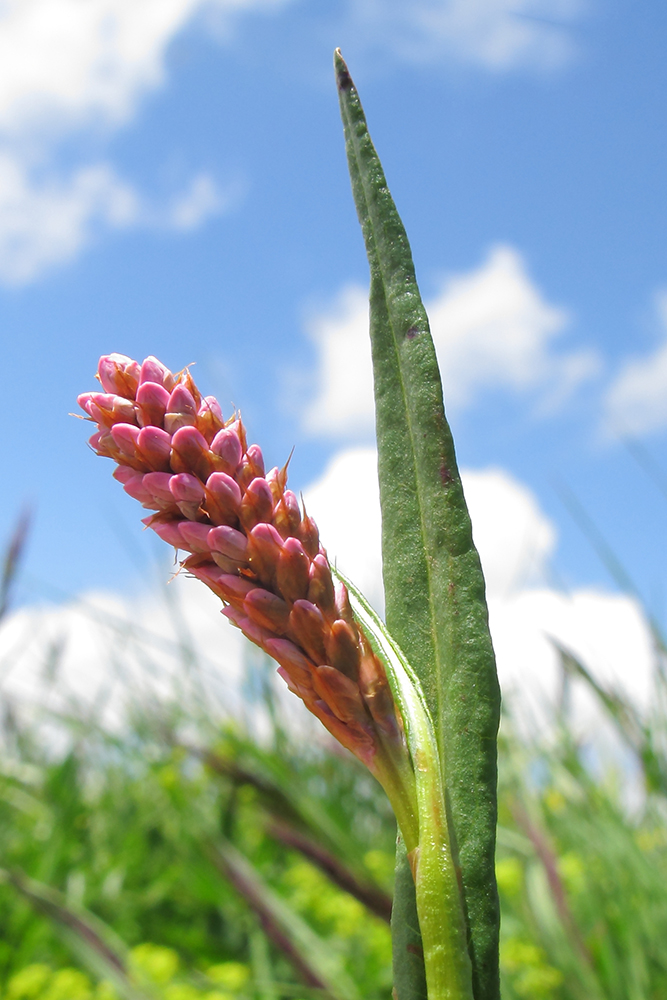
[334, 49, 500, 1000]
[212, 838, 361, 1000]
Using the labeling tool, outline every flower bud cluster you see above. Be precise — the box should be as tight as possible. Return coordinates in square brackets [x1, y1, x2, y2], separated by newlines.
[78, 354, 402, 771]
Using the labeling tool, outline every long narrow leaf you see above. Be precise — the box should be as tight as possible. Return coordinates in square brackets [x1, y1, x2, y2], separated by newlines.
[335, 50, 500, 1000]
[0, 866, 151, 1000]
[212, 838, 361, 1000]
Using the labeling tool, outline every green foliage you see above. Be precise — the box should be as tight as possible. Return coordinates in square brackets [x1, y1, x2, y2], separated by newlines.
[334, 49, 500, 1000]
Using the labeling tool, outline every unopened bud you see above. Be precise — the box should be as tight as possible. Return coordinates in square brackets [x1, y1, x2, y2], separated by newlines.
[240, 477, 274, 531]
[276, 537, 310, 603]
[143, 472, 176, 508]
[137, 426, 172, 472]
[297, 513, 320, 558]
[169, 474, 204, 519]
[204, 472, 242, 525]
[98, 354, 141, 398]
[244, 588, 290, 633]
[326, 619, 361, 681]
[273, 489, 301, 538]
[208, 525, 248, 562]
[178, 521, 213, 553]
[148, 519, 184, 548]
[139, 356, 176, 391]
[196, 396, 224, 442]
[247, 522, 283, 585]
[164, 384, 198, 434]
[170, 425, 211, 480]
[110, 423, 141, 461]
[307, 554, 335, 619]
[289, 600, 327, 665]
[210, 428, 243, 474]
[136, 381, 170, 427]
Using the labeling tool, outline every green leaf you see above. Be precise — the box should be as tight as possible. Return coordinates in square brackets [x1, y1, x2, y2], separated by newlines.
[212, 838, 361, 1000]
[335, 49, 501, 1000]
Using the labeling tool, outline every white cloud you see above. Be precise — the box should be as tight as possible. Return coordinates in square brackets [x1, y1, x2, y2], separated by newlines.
[0, 157, 228, 284]
[0, 0, 280, 284]
[0, 0, 278, 136]
[302, 246, 598, 437]
[603, 292, 667, 437]
[348, 0, 583, 72]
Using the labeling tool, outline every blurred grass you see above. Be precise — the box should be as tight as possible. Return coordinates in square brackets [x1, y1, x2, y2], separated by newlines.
[2, 534, 667, 998]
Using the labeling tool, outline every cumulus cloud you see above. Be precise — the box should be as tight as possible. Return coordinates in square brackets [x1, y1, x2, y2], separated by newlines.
[0, 0, 278, 284]
[603, 292, 667, 437]
[302, 246, 598, 437]
[348, 0, 583, 72]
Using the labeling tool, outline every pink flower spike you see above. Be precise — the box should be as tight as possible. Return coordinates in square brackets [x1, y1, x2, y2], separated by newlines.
[139, 356, 176, 390]
[149, 519, 184, 548]
[208, 525, 248, 562]
[110, 423, 141, 458]
[136, 381, 170, 427]
[142, 471, 175, 505]
[169, 473, 205, 505]
[210, 428, 243, 473]
[178, 521, 213, 553]
[137, 427, 172, 472]
[98, 354, 141, 398]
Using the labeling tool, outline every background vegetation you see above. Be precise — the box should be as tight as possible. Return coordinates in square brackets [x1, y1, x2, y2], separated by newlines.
[1, 525, 667, 1000]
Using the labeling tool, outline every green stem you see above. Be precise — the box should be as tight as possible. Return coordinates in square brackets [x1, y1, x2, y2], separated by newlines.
[340, 572, 474, 1000]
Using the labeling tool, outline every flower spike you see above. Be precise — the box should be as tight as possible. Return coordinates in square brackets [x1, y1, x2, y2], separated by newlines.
[78, 355, 414, 796]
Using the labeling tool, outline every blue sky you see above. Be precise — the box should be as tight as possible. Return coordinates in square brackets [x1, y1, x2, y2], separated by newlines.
[2, 0, 667, 641]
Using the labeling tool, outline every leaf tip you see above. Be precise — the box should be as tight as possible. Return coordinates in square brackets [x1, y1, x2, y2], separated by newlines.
[334, 48, 354, 91]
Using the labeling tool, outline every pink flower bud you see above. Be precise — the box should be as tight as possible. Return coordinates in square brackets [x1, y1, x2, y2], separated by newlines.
[246, 444, 265, 477]
[79, 392, 137, 427]
[210, 428, 243, 474]
[148, 519, 184, 548]
[170, 425, 211, 481]
[136, 381, 170, 427]
[276, 537, 310, 603]
[307, 554, 335, 619]
[297, 513, 320, 558]
[163, 384, 198, 436]
[244, 588, 290, 633]
[169, 473, 205, 504]
[89, 430, 117, 459]
[325, 619, 361, 680]
[208, 525, 248, 562]
[313, 666, 368, 727]
[118, 470, 155, 506]
[98, 354, 141, 398]
[110, 423, 141, 459]
[196, 396, 224, 442]
[289, 600, 327, 665]
[142, 472, 175, 506]
[247, 523, 283, 584]
[139, 356, 176, 391]
[204, 472, 242, 525]
[137, 426, 172, 472]
[240, 477, 274, 531]
[211, 552, 243, 574]
[178, 521, 213, 553]
[273, 489, 301, 538]
[265, 637, 316, 677]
